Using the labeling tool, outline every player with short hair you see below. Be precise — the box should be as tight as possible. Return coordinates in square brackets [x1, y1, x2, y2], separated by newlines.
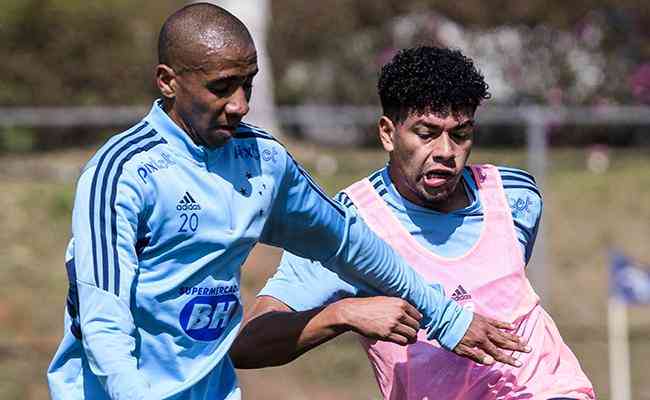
[47, 5, 527, 400]
[231, 46, 596, 399]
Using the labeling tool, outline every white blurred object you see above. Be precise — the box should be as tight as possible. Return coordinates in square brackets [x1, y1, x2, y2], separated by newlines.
[586, 144, 610, 174]
[315, 154, 338, 177]
[199, 0, 280, 137]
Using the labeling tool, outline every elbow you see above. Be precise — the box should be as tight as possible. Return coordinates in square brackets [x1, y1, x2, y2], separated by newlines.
[228, 342, 249, 369]
[229, 342, 295, 369]
[228, 330, 283, 369]
[229, 323, 301, 369]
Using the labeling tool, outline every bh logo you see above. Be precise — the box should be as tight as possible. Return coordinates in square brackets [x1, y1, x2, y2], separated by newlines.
[179, 294, 239, 341]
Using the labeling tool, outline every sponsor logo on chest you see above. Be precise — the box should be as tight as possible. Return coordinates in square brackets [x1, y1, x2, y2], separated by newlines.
[234, 144, 260, 160]
[179, 285, 240, 341]
[137, 152, 176, 183]
[234, 144, 279, 164]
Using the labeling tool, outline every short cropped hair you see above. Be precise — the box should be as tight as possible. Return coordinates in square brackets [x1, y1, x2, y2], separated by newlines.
[378, 46, 491, 122]
[158, 2, 252, 71]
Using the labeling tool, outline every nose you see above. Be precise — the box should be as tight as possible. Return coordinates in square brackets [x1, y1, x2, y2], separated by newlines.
[431, 132, 455, 162]
[225, 86, 250, 118]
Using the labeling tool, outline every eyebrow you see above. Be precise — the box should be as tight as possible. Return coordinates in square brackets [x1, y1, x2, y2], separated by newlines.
[206, 69, 259, 85]
[415, 119, 475, 131]
[450, 120, 475, 130]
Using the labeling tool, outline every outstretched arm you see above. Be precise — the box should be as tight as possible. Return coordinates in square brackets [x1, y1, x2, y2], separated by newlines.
[261, 150, 529, 365]
[230, 295, 421, 369]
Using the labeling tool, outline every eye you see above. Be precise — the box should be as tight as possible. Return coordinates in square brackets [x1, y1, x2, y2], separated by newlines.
[451, 126, 474, 141]
[413, 128, 438, 140]
[207, 82, 232, 96]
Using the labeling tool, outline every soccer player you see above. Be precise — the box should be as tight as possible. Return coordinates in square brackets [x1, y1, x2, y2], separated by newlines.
[231, 47, 596, 399]
[46, 5, 528, 400]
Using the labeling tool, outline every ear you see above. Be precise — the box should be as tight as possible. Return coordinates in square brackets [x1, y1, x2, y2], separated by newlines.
[156, 64, 177, 99]
[378, 116, 396, 152]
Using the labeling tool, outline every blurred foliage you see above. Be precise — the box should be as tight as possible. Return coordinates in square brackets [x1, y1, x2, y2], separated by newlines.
[268, 0, 650, 106]
[0, 0, 178, 106]
[0, 0, 649, 150]
[1, 0, 648, 107]
[1, 146, 649, 399]
[0, 127, 36, 152]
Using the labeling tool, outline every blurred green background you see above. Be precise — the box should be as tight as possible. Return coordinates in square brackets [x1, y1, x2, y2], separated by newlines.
[1, 145, 648, 399]
[1, 1, 649, 399]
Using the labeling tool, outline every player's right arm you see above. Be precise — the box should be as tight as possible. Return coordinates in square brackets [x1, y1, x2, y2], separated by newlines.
[231, 295, 421, 368]
[230, 253, 421, 368]
[69, 165, 149, 400]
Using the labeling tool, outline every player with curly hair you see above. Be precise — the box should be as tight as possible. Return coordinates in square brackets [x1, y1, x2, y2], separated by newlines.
[231, 46, 596, 399]
[46, 5, 534, 398]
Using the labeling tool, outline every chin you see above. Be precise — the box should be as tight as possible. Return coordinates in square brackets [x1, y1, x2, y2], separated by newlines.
[423, 193, 451, 205]
[205, 134, 232, 148]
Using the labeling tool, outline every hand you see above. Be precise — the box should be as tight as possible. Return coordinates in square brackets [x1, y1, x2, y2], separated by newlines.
[334, 297, 422, 345]
[453, 313, 531, 367]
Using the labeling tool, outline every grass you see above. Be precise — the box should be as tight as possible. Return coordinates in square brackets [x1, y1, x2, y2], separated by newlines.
[0, 143, 648, 399]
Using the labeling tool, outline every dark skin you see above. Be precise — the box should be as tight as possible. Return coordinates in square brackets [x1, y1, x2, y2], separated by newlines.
[155, 3, 528, 371]
[232, 296, 424, 368]
[156, 36, 258, 149]
[231, 108, 531, 369]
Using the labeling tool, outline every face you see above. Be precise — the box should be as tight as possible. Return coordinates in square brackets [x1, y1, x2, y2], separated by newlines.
[379, 109, 475, 212]
[157, 43, 258, 148]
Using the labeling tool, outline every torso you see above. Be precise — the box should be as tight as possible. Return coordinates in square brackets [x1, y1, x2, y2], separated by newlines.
[344, 164, 594, 400]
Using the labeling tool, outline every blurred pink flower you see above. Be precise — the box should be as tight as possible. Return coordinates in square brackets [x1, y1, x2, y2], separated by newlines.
[630, 63, 650, 104]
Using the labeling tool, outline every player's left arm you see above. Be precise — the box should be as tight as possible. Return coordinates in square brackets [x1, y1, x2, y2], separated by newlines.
[499, 167, 543, 264]
[259, 150, 469, 350]
[69, 166, 151, 399]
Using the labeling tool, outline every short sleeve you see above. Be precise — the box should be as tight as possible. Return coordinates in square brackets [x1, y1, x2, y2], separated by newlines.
[259, 251, 361, 311]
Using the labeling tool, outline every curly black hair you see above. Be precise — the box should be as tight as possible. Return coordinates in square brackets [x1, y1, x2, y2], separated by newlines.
[378, 46, 491, 122]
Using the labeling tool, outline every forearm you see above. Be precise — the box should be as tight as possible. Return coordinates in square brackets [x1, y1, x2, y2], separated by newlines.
[78, 282, 150, 399]
[231, 298, 350, 369]
[264, 160, 471, 349]
[324, 216, 473, 350]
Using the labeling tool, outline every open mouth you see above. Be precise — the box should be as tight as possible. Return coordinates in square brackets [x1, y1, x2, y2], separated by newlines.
[422, 169, 454, 188]
[211, 125, 236, 136]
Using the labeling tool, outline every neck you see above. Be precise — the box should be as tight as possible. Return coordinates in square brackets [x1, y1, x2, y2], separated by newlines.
[164, 105, 208, 148]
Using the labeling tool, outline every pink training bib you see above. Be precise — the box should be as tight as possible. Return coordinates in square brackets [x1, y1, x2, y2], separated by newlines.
[344, 164, 595, 400]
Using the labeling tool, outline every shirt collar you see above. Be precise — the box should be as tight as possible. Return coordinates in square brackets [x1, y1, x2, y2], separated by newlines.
[143, 99, 207, 161]
[382, 166, 480, 215]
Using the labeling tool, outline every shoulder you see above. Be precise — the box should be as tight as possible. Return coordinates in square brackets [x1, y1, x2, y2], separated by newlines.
[229, 122, 289, 170]
[333, 167, 388, 211]
[495, 165, 543, 221]
[496, 166, 541, 199]
[334, 191, 357, 211]
[84, 121, 158, 171]
[81, 121, 168, 194]
[232, 123, 285, 150]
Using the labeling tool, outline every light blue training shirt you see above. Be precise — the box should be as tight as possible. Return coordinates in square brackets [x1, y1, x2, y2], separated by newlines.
[47, 101, 474, 400]
[260, 165, 542, 311]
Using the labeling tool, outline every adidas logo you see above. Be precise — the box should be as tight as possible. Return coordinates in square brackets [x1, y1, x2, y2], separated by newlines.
[176, 192, 201, 211]
[451, 285, 472, 302]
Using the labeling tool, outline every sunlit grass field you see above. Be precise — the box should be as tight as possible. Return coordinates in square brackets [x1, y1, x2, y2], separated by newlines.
[0, 143, 648, 400]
